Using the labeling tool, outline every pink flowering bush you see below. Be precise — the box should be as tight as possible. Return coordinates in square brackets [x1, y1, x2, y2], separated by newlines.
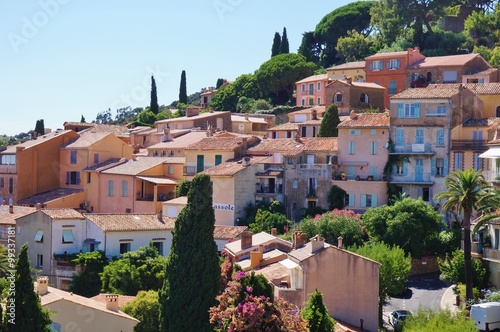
[210, 270, 308, 332]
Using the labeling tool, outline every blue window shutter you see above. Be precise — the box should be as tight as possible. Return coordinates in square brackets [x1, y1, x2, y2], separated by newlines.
[386, 60, 390, 69]
[396, 59, 400, 68]
[392, 165, 396, 174]
[372, 195, 378, 207]
[361, 194, 367, 207]
[369, 61, 373, 71]
[76, 172, 80, 184]
[370, 166, 377, 177]
[349, 194, 355, 207]
[398, 103, 404, 118]
[415, 103, 420, 118]
[403, 162, 408, 175]
[443, 158, 449, 176]
[431, 158, 436, 176]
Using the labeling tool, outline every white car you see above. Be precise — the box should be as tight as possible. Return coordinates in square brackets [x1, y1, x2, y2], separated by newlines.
[390, 310, 411, 331]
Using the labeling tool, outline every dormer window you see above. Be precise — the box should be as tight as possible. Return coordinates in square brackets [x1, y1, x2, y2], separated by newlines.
[334, 93, 343, 103]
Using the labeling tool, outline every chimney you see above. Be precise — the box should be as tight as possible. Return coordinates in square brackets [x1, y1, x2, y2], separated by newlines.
[37, 276, 49, 295]
[186, 107, 201, 117]
[132, 155, 137, 161]
[241, 231, 253, 249]
[243, 157, 251, 167]
[9, 205, 13, 214]
[209, 107, 214, 113]
[250, 245, 264, 268]
[293, 232, 308, 249]
[35, 203, 42, 210]
[271, 228, 277, 236]
[337, 236, 343, 250]
[350, 110, 357, 119]
[245, 113, 249, 121]
[345, 76, 352, 85]
[105, 294, 119, 312]
[161, 125, 171, 142]
[157, 210, 163, 222]
[311, 109, 318, 120]
[310, 235, 325, 253]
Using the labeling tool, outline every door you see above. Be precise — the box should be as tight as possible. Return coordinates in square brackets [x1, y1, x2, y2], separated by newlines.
[415, 158, 424, 182]
[416, 129, 424, 144]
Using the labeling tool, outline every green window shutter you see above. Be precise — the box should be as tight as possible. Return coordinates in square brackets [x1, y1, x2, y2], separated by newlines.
[403, 162, 408, 175]
[369, 61, 373, 71]
[349, 194, 355, 207]
[370, 166, 377, 177]
[361, 194, 367, 207]
[415, 103, 421, 118]
[215, 155, 222, 166]
[372, 195, 378, 207]
[431, 158, 436, 176]
[443, 158, 449, 176]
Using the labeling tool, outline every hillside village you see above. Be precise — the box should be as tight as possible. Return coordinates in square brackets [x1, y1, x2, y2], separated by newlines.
[4, 47, 500, 331]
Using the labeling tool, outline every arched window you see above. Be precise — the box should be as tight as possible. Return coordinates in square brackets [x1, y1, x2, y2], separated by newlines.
[360, 93, 369, 103]
[426, 72, 432, 83]
[334, 93, 343, 103]
[496, 106, 500, 117]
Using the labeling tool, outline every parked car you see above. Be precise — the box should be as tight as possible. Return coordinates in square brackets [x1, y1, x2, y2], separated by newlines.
[390, 310, 411, 331]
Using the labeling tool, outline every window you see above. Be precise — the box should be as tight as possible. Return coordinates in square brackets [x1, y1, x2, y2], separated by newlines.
[370, 129, 377, 136]
[301, 127, 307, 138]
[37, 254, 43, 268]
[108, 180, 114, 196]
[472, 130, 483, 141]
[0, 178, 3, 188]
[301, 84, 305, 92]
[120, 243, 131, 254]
[443, 70, 457, 83]
[396, 129, 405, 147]
[432, 158, 448, 177]
[415, 129, 424, 144]
[387, 59, 400, 69]
[370, 141, 378, 155]
[301, 99, 305, 106]
[349, 129, 361, 136]
[0, 154, 16, 165]
[215, 155, 222, 166]
[317, 82, 321, 91]
[370, 166, 377, 178]
[389, 80, 397, 94]
[397, 103, 420, 118]
[308, 98, 314, 106]
[437, 105, 446, 115]
[497, 106, 500, 117]
[395, 162, 406, 175]
[361, 194, 377, 207]
[8, 178, 13, 194]
[121, 181, 128, 197]
[474, 152, 483, 171]
[293, 179, 298, 189]
[87, 173, 91, 184]
[360, 93, 369, 103]
[197, 155, 204, 173]
[371, 60, 382, 70]
[436, 129, 445, 147]
[317, 97, 321, 105]
[70, 151, 77, 164]
[348, 141, 356, 155]
[34, 230, 43, 242]
[334, 93, 343, 103]
[344, 194, 355, 207]
[419, 187, 430, 202]
[93, 153, 99, 164]
[454, 152, 464, 171]
[308, 83, 314, 95]
[168, 165, 174, 174]
[66, 171, 80, 185]
[62, 229, 74, 243]
[153, 242, 164, 255]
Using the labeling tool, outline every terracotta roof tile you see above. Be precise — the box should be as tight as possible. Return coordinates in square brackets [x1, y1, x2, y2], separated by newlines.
[63, 132, 112, 149]
[41, 209, 85, 219]
[83, 158, 128, 172]
[247, 138, 337, 156]
[80, 124, 129, 136]
[185, 136, 260, 151]
[0, 206, 36, 225]
[288, 106, 326, 116]
[147, 131, 209, 150]
[17, 188, 84, 206]
[101, 157, 172, 175]
[268, 123, 299, 131]
[84, 213, 175, 231]
[203, 156, 267, 176]
[463, 83, 500, 95]
[391, 85, 459, 99]
[326, 80, 384, 90]
[338, 112, 390, 128]
[155, 111, 230, 124]
[365, 50, 408, 60]
[296, 74, 327, 84]
[327, 61, 365, 70]
[408, 53, 488, 69]
[213, 225, 248, 240]
[1, 130, 75, 154]
[90, 293, 136, 308]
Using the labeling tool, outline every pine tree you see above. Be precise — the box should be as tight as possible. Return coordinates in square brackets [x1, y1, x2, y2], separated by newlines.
[150, 75, 159, 115]
[301, 289, 336, 332]
[318, 104, 340, 137]
[271, 32, 281, 57]
[159, 174, 220, 332]
[5, 243, 51, 332]
[80, 115, 86, 123]
[280, 27, 289, 54]
[179, 70, 188, 104]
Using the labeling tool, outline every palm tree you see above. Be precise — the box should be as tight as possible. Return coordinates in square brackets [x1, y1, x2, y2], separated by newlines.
[435, 169, 500, 305]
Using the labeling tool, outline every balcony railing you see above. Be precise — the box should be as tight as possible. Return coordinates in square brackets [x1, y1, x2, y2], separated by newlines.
[389, 143, 434, 154]
[484, 247, 500, 261]
[390, 172, 433, 184]
[183, 166, 212, 175]
[480, 170, 500, 183]
[451, 140, 487, 151]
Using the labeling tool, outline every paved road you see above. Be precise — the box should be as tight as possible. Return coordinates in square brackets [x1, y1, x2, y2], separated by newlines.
[382, 273, 450, 329]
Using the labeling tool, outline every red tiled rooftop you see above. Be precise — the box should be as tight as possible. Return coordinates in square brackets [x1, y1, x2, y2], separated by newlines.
[0, 205, 36, 225]
[247, 137, 337, 156]
[327, 61, 365, 71]
[391, 85, 459, 99]
[16, 188, 84, 206]
[84, 213, 176, 231]
[41, 209, 85, 219]
[185, 136, 260, 151]
[213, 225, 248, 240]
[203, 156, 267, 176]
[101, 157, 173, 175]
[296, 74, 328, 84]
[338, 112, 390, 128]
[408, 53, 489, 69]
[63, 132, 112, 149]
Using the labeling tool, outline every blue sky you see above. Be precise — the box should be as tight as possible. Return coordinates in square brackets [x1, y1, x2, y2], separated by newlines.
[0, 0, 350, 136]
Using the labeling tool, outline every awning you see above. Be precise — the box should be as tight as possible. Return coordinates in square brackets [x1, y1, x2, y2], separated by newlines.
[136, 176, 177, 185]
[479, 147, 500, 159]
[83, 238, 102, 245]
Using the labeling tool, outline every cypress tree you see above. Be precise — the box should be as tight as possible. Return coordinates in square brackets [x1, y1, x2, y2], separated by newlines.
[318, 104, 340, 137]
[280, 27, 289, 54]
[301, 289, 335, 332]
[80, 115, 86, 123]
[5, 243, 51, 332]
[179, 70, 188, 104]
[159, 174, 220, 332]
[150, 75, 159, 115]
[216, 78, 224, 89]
[271, 32, 281, 57]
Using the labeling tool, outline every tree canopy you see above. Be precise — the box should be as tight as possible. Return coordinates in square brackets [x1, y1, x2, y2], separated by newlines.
[210, 74, 260, 111]
[121, 290, 160, 332]
[179, 70, 187, 104]
[301, 289, 336, 332]
[272, 32, 281, 57]
[318, 104, 340, 138]
[280, 27, 290, 54]
[150, 75, 159, 115]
